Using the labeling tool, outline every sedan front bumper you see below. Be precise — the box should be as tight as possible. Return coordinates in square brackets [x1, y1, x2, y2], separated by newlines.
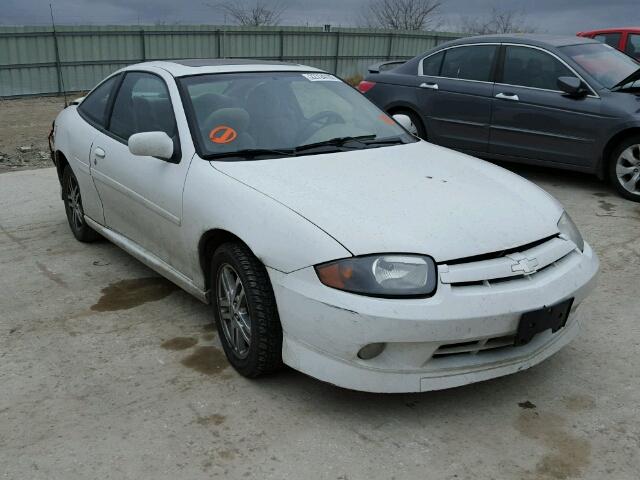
[268, 243, 599, 393]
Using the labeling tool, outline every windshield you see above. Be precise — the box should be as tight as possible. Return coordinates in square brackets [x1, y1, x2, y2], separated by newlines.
[560, 43, 640, 89]
[178, 72, 415, 160]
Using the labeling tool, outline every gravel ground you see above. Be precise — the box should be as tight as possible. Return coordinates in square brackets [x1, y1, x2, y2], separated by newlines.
[0, 96, 71, 173]
[1, 99, 639, 480]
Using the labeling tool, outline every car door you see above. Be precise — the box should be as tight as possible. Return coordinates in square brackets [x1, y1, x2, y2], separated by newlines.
[71, 74, 122, 225]
[90, 70, 193, 270]
[489, 44, 604, 168]
[416, 44, 498, 153]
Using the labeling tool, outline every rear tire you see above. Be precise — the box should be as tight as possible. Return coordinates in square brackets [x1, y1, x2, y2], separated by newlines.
[608, 135, 640, 202]
[211, 242, 283, 378]
[62, 166, 100, 242]
[391, 109, 426, 139]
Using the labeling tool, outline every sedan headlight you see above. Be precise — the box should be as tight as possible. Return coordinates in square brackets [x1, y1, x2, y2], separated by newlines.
[557, 211, 584, 252]
[315, 254, 437, 298]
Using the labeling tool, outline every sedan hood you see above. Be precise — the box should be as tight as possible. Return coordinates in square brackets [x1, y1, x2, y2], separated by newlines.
[210, 141, 563, 262]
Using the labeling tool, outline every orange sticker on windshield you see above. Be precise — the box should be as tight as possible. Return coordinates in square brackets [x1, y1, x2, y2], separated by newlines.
[378, 113, 395, 125]
[209, 125, 238, 144]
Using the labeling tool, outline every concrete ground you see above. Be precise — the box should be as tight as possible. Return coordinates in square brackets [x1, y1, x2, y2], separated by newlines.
[1, 165, 639, 480]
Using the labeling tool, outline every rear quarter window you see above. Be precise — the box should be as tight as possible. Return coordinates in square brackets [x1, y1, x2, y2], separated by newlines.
[78, 74, 120, 128]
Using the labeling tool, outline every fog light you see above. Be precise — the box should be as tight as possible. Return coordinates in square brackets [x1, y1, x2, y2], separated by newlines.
[357, 343, 386, 360]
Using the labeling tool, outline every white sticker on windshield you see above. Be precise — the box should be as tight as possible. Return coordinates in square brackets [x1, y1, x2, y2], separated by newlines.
[302, 73, 340, 82]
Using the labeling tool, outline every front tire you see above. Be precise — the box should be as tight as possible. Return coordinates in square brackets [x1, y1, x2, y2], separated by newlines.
[608, 135, 640, 202]
[211, 242, 283, 377]
[62, 166, 100, 242]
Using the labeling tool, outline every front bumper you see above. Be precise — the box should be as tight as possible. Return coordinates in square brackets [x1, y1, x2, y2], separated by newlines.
[268, 243, 599, 393]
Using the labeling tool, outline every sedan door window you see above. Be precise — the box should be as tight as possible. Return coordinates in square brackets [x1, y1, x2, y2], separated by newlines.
[440, 45, 497, 82]
[109, 72, 178, 142]
[502, 46, 575, 91]
[77, 74, 120, 128]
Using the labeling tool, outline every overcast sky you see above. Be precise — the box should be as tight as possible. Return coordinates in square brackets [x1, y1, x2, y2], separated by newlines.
[3, 0, 639, 34]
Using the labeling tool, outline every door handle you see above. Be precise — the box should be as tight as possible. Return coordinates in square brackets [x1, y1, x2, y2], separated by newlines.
[495, 92, 519, 101]
[420, 82, 439, 90]
[94, 147, 106, 159]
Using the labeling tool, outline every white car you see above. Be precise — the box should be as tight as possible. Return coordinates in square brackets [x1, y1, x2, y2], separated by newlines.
[51, 59, 599, 393]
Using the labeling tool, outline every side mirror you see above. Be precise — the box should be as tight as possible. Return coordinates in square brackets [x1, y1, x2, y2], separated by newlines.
[128, 132, 174, 160]
[557, 76, 587, 97]
[392, 114, 415, 134]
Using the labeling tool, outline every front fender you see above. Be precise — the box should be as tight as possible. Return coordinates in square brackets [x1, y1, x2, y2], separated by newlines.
[181, 159, 352, 289]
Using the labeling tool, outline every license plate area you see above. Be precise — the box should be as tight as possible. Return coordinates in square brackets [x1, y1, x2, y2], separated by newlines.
[515, 298, 574, 346]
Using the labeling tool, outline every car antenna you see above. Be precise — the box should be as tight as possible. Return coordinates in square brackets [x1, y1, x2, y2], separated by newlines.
[49, 3, 68, 108]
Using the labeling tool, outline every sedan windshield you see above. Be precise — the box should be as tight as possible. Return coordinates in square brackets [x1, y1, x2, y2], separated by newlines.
[560, 43, 640, 89]
[178, 72, 415, 160]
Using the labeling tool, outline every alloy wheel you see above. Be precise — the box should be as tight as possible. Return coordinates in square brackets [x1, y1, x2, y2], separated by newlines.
[65, 173, 84, 230]
[616, 144, 640, 196]
[217, 264, 252, 359]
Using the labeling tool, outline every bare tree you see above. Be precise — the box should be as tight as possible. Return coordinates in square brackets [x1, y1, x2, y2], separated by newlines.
[215, 1, 287, 26]
[459, 7, 537, 35]
[363, 0, 443, 31]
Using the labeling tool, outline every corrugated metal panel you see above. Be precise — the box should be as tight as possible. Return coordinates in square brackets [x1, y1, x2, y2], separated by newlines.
[0, 25, 462, 97]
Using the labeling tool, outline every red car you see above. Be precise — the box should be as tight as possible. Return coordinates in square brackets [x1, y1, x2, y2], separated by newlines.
[578, 27, 640, 60]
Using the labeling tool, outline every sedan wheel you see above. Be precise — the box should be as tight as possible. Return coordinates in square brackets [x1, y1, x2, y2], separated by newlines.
[217, 264, 252, 359]
[615, 144, 640, 196]
[211, 242, 283, 377]
[62, 166, 100, 242]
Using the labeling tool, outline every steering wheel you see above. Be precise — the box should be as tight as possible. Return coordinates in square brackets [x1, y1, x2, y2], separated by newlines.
[297, 110, 345, 142]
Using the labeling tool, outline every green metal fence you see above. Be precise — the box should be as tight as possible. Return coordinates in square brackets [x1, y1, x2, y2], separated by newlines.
[0, 25, 461, 97]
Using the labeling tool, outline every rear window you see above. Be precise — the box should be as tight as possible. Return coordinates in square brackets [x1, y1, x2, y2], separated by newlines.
[421, 51, 445, 76]
[593, 33, 622, 49]
[440, 45, 497, 82]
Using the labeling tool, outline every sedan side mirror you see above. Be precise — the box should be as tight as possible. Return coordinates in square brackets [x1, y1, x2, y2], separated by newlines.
[557, 76, 588, 97]
[392, 114, 414, 132]
[128, 131, 174, 160]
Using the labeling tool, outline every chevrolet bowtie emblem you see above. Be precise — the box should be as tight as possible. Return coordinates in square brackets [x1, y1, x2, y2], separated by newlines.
[507, 254, 539, 274]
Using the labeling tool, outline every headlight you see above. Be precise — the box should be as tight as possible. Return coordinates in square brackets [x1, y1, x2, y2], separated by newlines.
[315, 254, 437, 297]
[557, 211, 584, 252]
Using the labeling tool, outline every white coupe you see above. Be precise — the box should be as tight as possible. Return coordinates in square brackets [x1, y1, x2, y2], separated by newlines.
[51, 59, 599, 393]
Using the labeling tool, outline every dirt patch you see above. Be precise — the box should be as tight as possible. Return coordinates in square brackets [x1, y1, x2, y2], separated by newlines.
[91, 277, 178, 312]
[161, 337, 198, 351]
[516, 410, 591, 479]
[201, 332, 217, 341]
[563, 394, 596, 412]
[180, 346, 229, 376]
[598, 199, 616, 213]
[196, 413, 226, 426]
[0, 96, 69, 173]
[518, 400, 537, 410]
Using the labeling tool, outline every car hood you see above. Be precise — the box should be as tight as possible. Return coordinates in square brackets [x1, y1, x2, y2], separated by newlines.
[210, 141, 563, 262]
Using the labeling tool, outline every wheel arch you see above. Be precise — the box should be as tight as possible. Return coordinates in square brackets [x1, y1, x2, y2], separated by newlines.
[601, 127, 640, 178]
[198, 228, 252, 293]
[54, 150, 70, 198]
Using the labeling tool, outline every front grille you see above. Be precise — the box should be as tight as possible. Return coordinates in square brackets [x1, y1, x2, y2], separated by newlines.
[440, 235, 576, 288]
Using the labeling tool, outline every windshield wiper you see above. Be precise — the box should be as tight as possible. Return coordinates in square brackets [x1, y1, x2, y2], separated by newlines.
[360, 135, 406, 146]
[294, 135, 377, 153]
[202, 148, 296, 161]
[612, 68, 640, 91]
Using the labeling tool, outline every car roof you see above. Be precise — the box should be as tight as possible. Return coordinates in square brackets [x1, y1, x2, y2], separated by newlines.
[125, 59, 325, 77]
[445, 33, 599, 48]
[579, 27, 640, 35]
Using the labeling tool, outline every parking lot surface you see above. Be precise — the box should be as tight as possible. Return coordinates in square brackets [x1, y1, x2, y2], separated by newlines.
[1, 165, 639, 480]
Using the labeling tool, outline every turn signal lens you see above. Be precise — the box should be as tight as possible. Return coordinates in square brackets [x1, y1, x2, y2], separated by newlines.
[557, 211, 584, 252]
[315, 254, 437, 298]
[357, 80, 376, 93]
